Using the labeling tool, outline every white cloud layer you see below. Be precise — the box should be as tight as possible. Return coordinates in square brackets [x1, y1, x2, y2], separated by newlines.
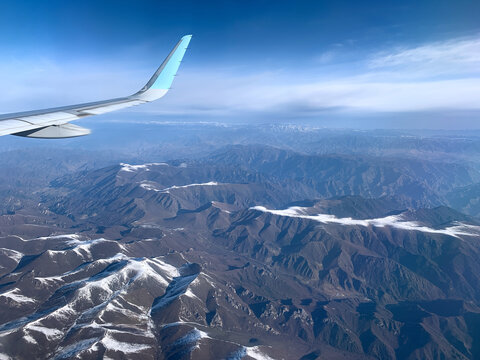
[369, 37, 480, 77]
[0, 35, 478, 118]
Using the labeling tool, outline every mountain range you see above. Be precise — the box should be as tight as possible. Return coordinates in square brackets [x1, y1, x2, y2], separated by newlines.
[1, 127, 480, 359]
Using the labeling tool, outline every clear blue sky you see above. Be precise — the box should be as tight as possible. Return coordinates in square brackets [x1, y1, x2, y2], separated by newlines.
[0, 0, 479, 128]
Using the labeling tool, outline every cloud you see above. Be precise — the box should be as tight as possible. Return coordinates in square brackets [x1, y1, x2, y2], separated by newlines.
[368, 36, 480, 77]
[0, 35, 478, 122]
[147, 70, 480, 115]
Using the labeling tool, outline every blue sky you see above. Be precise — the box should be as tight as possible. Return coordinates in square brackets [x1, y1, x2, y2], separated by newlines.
[0, 0, 479, 128]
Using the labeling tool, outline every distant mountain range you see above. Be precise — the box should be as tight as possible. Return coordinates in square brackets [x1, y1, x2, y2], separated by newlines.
[2, 127, 480, 359]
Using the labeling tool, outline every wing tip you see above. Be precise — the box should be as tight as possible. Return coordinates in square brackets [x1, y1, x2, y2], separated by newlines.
[181, 35, 193, 47]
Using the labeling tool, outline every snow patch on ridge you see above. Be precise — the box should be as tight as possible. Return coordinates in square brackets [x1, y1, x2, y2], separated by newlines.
[120, 163, 168, 172]
[228, 346, 276, 360]
[151, 266, 200, 313]
[74, 256, 174, 302]
[101, 333, 150, 353]
[0, 289, 36, 304]
[35, 253, 129, 284]
[140, 181, 221, 193]
[245, 346, 276, 360]
[54, 337, 100, 359]
[44, 238, 122, 262]
[171, 328, 210, 347]
[23, 334, 37, 345]
[161, 181, 220, 192]
[140, 182, 162, 191]
[65, 238, 121, 257]
[251, 206, 480, 238]
[37, 234, 81, 241]
[147, 258, 180, 280]
[25, 324, 63, 340]
[184, 288, 200, 300]
[0, 248, 24, 263]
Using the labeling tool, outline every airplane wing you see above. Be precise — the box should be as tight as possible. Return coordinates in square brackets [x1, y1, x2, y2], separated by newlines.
[0, 35, 192, 138]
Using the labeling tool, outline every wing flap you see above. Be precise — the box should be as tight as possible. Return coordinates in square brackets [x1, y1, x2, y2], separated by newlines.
[13, 123, 91, 138]
[17, 111, 79, 125]
[0, 120, 33, 136]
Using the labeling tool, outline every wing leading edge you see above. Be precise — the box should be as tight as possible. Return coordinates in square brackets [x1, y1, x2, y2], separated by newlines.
[0, 35, 192, 138]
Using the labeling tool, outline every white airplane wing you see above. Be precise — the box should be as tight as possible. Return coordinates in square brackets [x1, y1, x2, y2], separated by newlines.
[0, 35, 192, 138]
